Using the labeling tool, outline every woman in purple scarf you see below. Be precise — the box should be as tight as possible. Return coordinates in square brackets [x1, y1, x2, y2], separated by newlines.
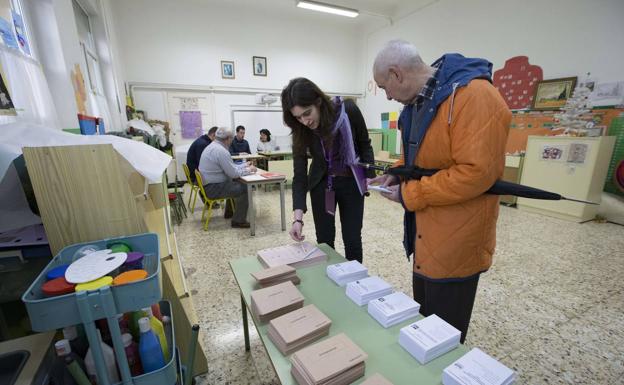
[281, 78, 375, 263]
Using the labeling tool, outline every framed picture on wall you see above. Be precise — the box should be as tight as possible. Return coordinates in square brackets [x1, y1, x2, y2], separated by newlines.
[221, 61, 235, 79]
[532, 77, 577, 110]
[253, 56, 267, 76]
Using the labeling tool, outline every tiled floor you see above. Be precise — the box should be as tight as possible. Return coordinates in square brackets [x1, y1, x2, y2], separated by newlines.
[175, 187, 624, 385]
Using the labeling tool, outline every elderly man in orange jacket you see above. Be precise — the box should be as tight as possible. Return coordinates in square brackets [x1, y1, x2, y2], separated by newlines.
[369, 40, 511, 343]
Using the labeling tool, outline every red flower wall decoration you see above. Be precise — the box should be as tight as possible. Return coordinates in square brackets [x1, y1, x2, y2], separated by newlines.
[493, 56, 543, 110]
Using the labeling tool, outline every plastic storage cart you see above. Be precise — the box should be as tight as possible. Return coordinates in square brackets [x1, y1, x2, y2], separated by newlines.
[22, 233, 177, 385]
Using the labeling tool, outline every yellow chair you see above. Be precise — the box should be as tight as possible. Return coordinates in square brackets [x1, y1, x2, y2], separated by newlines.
[182, 164, 200, 213]
[194, 170, 235, 231]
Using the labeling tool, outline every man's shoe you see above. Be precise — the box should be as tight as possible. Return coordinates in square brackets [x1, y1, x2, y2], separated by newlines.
[231, 221, 250, 228]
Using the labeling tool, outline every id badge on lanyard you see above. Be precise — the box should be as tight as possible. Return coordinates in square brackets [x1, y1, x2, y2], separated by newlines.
[320, 139, 336, 216]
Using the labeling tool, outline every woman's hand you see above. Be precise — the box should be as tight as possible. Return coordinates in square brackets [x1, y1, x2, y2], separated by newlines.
[381, 184, 401, 203]
[290, 221, 305, 242]
[290, 209, 305, 242]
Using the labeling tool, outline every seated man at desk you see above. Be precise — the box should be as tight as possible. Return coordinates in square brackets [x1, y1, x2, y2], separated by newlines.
[229, 125, 251, 155]
[187, 126, 218, 182]
[199, 127, 257, 228]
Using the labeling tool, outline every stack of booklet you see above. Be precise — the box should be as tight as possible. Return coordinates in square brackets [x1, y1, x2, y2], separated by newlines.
[251, 265, 300, 287]
[257, 242, 327, 269]
[250, 281, 304, 323]
[443, 348, 516, 385]
[345, 276, 393, 306]
[398, 314, 461, 364]
[367, 292, 421, 328]
[291, 333, 368, 385]
[267, 304, 332, 355]
[360, 373, 394, 385]
[326, 260, 368, 286]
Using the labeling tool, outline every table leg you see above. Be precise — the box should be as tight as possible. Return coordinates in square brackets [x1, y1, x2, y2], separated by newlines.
[248, 183, 255, 236]
[280, 180, 286, 231]
[241, 294, 250, 351]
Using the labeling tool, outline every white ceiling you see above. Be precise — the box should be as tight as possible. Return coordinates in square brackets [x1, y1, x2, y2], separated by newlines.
[197, 0, 437, 27]
[322, 0, 437, 20]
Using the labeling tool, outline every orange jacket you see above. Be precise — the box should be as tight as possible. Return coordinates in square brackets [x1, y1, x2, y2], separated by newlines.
[396, 79, 511, 280]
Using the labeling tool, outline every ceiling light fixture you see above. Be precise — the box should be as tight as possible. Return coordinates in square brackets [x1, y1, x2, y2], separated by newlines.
[296, 0, 359, 18]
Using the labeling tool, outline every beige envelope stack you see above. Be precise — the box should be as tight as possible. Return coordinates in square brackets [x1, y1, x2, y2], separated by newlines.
[360, 373, 394, 385]
[251, 265, 301, 288]
[267, 304, 332, 355]
[250, 281, 305, 323]
[257, 242, 327, 269]
[290, 333, 368, 385]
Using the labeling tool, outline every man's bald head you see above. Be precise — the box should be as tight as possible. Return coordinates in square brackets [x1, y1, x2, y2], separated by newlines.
[373, 39, 434, 105]
[373, 39, 426, 79]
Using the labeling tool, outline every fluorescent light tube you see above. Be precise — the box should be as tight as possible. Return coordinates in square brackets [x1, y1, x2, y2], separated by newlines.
[296, 1, 359, 18]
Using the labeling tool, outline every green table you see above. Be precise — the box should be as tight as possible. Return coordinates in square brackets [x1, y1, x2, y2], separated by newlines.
[229, 244, 468, 385]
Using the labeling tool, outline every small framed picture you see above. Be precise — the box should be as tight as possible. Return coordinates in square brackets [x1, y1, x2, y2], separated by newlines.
[532, 77, 577, 110]
[221, 61, 235, 79]
[253, 56, 267, 76]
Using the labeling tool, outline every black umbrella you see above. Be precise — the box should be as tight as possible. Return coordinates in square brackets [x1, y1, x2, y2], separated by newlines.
[359, 163, 598, 205]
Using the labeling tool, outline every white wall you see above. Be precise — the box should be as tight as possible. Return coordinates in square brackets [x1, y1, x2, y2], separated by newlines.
[358, 0, 624, 130]
[110, 0, 366, 147]
[110, 0, 362, 93]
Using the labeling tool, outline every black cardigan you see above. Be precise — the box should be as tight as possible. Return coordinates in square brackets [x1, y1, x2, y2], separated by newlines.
[292, 99, 375, 212]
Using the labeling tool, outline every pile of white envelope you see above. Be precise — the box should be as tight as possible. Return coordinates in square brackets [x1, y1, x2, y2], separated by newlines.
[326, 260, 368, 287]
[398, 314, 461, 364]
[367, 292, 420, 328]
[345, 276, 393, 306]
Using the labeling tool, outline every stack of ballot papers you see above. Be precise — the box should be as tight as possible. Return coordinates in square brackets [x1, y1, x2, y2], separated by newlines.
[251, 265, 300, 287]
[345, 276, 393, 306]
[367, 291, 421, 328]
[250, 281, 304, 323]
[326, 260, 368, 286]
[398, 314, 461, 364]
[258, 242, 327, 269]
[360, 373, 394, 385]
[291, 333, 368, 385]
[267, 304, 332, 355]
[443, 348, 516, 385]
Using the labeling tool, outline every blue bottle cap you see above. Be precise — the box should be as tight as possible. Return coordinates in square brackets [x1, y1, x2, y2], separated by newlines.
[46, 264, 70, 280]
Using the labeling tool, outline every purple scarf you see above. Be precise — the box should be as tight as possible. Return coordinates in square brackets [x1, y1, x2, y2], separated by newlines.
[330, 97, 358, 168]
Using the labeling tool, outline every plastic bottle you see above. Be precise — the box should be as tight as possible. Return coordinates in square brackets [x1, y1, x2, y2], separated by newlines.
[122, 332, 143, 376]
[65, 356, 91, 385]
[138, 317, 166, 372]
[50, 339, 85, 385]
[143, 307, 169, 362]
[151, 303, 163, 321]
[161, 315, 173, 356]
[63, 325, 89, 359]
[129, 309, 147, 340]
[84, 330, 120, 384]
[118, 314, 130, 335]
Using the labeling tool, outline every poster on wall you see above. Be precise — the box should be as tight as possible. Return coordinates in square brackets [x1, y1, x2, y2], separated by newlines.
[540, 144, 566, 162]
[71, 64, 88, 114]
[567, 143, 589, 164]
[0, 63, 15, 116]
[11, 10, 29, 55]
[180, 110, 202, 139]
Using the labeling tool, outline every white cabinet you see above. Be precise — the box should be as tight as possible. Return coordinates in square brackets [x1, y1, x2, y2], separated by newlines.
[517, 136, 616, 222]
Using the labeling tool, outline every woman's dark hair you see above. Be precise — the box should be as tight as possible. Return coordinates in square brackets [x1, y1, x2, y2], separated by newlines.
[281, 78, 335, 154]
[259, 129, 271, 142]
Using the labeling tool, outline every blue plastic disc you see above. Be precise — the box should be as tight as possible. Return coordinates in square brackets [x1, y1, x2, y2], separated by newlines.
[46, 264, 70, 280]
